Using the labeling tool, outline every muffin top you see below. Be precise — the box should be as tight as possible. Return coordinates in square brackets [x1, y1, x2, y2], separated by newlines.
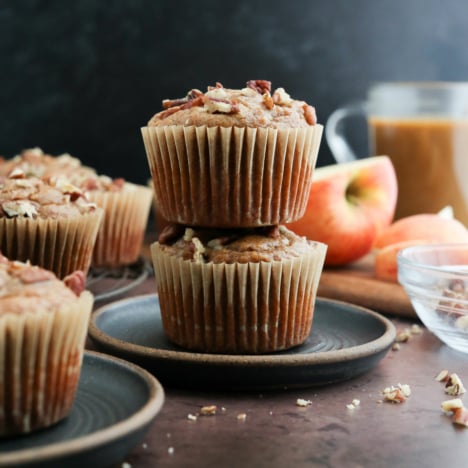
[157, 224, 316, 263]
[147, 80, 317, 129]
[0, 147, 126, 194]
[0, 147, 84, 179]
[0, 173, 99, 220]
[0, 254, 87, 315]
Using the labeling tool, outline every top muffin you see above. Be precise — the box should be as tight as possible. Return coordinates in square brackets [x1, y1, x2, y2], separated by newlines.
[147, 80, 317, 128]
[142, 80, 323, 228]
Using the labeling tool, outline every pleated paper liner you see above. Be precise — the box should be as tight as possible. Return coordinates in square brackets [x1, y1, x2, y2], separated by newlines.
[147, 179, 170, 236]
[0, 291, 93, 436]
[142, 124, 323, 228]
[88, 184, 153, 268]
[151, 241, 327, 354]
[0, 210, 103, 279]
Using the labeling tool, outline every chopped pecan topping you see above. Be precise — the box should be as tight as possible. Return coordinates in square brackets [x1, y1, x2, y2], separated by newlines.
[55, 180, 84, 201]
[158, 93, 205, 119]
[158, 223, 185, 244]
[207, 82, 224, 91]
[272, 87, 293, 106]
[246, 80, 272, 94]
[303, 104, 317, 125]
[182, 228, 196, 242]
[112, 178, 126, 190]
[2, 201, 37, 218]
[80, 177, 100, 191]
[262, 92, 274, 110]
[204, 96, 239, 114]
[162, 89, 204, 109]
[180, 95, 205, 110]
[19, 266, 55, 284]
[8, 168, 26, 179]
[64, 270, 86, 296]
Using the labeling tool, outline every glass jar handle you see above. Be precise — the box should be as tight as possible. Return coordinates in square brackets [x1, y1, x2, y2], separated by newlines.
[325, 102, 367, 163]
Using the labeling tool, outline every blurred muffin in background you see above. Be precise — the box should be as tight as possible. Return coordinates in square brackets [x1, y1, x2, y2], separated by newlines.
[0, 148, 152, 268]
[0, 172, 103, 278]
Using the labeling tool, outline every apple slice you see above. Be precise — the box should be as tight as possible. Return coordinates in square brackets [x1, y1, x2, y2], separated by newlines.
[287, 156, 398, 266]
[374, 214, 468, 282]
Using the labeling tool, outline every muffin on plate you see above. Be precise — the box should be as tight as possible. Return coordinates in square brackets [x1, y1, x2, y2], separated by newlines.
[151, 224, 327, 354]
[0, 148, 153, 268]
[141, 80, 323, 228]
[0, 255, 93, 436]
[0, 172, 103, 278]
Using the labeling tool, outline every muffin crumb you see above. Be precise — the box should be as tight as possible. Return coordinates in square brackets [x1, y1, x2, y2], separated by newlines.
[296, 398, 312, 407]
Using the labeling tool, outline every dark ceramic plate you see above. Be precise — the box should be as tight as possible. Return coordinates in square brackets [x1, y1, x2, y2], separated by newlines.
[0, 351, 164, 468]
[89, 294, 396, 391]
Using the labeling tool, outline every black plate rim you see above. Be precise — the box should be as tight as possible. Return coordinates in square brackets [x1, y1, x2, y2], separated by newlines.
[89, 293, 396, 367]
[0, 350, 165, 467]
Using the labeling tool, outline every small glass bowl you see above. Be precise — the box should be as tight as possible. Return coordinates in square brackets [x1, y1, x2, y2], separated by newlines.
[398, 243, 468, 353]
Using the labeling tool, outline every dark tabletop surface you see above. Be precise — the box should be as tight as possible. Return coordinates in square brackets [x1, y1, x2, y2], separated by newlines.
[86, 269, 468, 468]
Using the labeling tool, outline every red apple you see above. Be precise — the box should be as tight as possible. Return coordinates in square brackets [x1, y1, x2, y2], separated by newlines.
[287, 156, 398, 266]
[374, 214, 468, 249]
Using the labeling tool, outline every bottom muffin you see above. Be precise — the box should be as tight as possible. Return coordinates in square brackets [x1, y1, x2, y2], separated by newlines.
[151, 225, 327, 354]
[0, 256, 93, 436]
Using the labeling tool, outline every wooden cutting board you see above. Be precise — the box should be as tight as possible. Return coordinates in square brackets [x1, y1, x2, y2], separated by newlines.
[317, 254, 416, 319]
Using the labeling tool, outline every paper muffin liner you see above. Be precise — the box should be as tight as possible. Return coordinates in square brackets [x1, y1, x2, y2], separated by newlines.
[148, 179, 170, 236]
[142, 124, 323, 228]
[0, 210, 103, 279]
[88, 183, 152, 267]
[151, 241, 327, 354]
[0, 291, 93, 436]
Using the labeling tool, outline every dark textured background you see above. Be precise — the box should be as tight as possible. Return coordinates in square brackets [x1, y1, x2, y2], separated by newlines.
[1, 0, 468, 185]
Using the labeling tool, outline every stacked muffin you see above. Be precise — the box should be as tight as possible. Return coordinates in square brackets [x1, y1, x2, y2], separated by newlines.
[0, 147, 153, 268]
[142, 80, 327, 354]
[0, 255, 93, 436]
